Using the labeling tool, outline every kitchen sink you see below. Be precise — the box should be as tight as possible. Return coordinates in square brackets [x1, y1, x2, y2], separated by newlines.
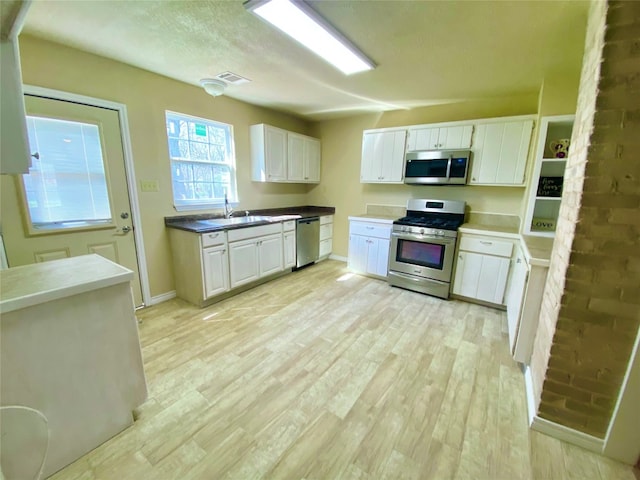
[197, 216, 271, 227]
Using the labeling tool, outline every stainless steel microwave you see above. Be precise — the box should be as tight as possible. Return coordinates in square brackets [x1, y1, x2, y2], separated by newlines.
[404, 150, 471, 185]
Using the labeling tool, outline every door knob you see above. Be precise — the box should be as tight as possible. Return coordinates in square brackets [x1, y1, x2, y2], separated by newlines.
[121, 226, 132, 233]
[120, 212, 130, 219]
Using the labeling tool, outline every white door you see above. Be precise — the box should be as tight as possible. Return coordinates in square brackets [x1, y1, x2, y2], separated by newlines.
[229, 239, 259, 288]
[348, 234, 368, 273]
[283, 231, 296, 268]
[5, 95, 144, 306]
[258, 234, 283, 277]
[265, 125, 287, 181]
[203, 246, 229, 298]
[287, 133, 304, 181]
[303, 137, 321, 182]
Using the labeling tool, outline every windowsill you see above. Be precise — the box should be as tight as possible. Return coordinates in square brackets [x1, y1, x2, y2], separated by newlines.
[174, 201, 239, 212]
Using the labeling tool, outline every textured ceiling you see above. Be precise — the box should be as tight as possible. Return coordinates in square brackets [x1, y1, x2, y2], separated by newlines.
[22, 0, 589, 121]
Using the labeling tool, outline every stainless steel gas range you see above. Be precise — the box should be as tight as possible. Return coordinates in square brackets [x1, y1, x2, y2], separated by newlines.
[387, 199, 466, 299]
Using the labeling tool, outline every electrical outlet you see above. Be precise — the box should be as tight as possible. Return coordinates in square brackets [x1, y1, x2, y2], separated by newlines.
[140, 180, 159, 192]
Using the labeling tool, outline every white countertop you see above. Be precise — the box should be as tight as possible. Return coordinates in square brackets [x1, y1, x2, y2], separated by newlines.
[521, 235, 555, 267]
[460, 223, 554, 267]
[459, 223, 520, 239]
[0, 254, 133, 314]
[348, 214, 396, 223]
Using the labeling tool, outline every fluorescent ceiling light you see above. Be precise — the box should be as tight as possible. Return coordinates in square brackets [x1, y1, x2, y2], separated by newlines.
[244, 0, 375, 75]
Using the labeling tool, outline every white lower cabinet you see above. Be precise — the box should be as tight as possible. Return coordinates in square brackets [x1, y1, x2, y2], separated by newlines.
[258, 234, 284, 277]
[506, 242, 549, 364]
[453, 234, 514, 305]
[347, 219, 392, 278]
[228, 224, 284, 289]
[319, 215, 334, 260]
[229, 239, 261, 288]
[202, 245, 229, 298]
[283, 220, 296, 268]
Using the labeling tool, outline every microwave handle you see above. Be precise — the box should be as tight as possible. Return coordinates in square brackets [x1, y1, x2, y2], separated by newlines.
[446, 155, 452, 179]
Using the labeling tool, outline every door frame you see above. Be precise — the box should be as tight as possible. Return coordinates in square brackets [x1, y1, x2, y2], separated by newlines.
[23, 84, 151, 308]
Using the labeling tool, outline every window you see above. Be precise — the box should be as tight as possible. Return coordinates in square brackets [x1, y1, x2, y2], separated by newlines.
[165, 111, 237, 210]
[21, 116, 113, 231]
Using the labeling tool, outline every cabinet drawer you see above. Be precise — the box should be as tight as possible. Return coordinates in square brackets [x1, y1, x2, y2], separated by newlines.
[201, 231, 227, 248]
[282, 220, 296, 232]
[349, 222, 391, 240]
[459, 236, 513, 257]
[228, 223, 282, 242]
[320, 215, 333, 225]
[320, 223, 333, 241]
[320, 238, 332, 257]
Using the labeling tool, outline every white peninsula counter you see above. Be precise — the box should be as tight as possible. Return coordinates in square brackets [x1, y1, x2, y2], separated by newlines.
[0, 254, 147, 478]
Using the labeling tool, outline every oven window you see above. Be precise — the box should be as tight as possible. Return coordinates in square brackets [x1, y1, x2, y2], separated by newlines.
[396, 239, 445, 269]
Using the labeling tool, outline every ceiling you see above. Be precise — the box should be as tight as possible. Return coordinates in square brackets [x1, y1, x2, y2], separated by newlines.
[17, 0, 589, 121]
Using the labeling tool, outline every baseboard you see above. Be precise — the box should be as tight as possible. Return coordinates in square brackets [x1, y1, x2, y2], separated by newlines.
[148, 290, 176, 306]
[523, 367, 604, 454]
[329, 254, 347, 262]
[523, 366, 537, 425]
[531, 416, 604, 454]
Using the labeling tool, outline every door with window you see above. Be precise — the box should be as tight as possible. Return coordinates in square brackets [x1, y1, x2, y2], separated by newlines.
[6, 95, 143, 306]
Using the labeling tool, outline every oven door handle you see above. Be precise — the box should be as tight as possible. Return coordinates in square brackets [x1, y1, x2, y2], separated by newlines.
[391, 231, 456, 244]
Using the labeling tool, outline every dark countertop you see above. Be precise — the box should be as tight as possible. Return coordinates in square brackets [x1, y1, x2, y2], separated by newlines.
[164, 205, 335, 234]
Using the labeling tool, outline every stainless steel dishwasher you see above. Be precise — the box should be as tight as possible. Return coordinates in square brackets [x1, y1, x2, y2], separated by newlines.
[296, 217, 320, 268]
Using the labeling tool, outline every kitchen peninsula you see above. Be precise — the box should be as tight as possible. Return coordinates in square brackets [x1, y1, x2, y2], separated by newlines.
[0, 254, 147, 478]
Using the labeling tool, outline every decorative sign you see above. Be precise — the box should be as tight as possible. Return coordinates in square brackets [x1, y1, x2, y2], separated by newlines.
[195, 124, 207, 136]
[532, 217, 556, 231]
[537, 176, 563, 197]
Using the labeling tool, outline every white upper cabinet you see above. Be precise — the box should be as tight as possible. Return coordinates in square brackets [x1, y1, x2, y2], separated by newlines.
[251, 124, 321, 183]
[469, 119, 534, 186]
[1, 39, 31, 175]
[288, 132, 320, 183]
[360, 130, 407, 183]
[406, 125, 473, 151]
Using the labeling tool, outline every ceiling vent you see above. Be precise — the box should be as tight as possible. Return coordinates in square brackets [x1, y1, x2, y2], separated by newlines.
[215, 72, 251, 85]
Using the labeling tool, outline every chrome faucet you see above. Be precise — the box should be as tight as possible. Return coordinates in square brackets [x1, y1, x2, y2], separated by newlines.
[224, 192, 233, 219]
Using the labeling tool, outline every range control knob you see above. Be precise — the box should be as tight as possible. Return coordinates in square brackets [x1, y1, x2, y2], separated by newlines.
[419, 228, 425, 235]
[438, 230, 445, 236]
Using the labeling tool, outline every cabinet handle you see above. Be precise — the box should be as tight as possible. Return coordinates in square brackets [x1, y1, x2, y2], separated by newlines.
[516, 258, 521, 263]
[480, 241, 493, 245]
[459, 255, 463, 260]
[366, 226, 374, 230]
[209, 233, 218, 238]
[222, 249, 226, 254]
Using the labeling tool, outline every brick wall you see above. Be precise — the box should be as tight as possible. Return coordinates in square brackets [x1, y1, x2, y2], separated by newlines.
[532, 0, 640, 438]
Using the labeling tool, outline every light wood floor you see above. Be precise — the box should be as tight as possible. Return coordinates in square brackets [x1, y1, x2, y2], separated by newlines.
[51, 260, 636, 480]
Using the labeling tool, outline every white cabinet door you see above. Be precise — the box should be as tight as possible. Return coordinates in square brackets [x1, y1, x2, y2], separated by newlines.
[407, 125, 473, 150]
[366, 238, 390, 277]
[287, 132, 305, 182]
[453, 251, 510, 304]
[506, 246, 529, 353]
[453, 251, 482, 298]
[264, 125, 287, 181]
[440, 125, 474, 149]
[259, 234, 283, 277]
[303, 137, 321, 182]
[348, 235, 368, 273]
[283, 231, 296, 268]
[229, 239, 259, 288]
[360, 130, 406, 183]
[470, 120, 533, 185]
[202, 245, 230, 298]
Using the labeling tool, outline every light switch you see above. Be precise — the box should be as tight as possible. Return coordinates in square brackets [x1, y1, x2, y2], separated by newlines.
[140, 180, 159, 192]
